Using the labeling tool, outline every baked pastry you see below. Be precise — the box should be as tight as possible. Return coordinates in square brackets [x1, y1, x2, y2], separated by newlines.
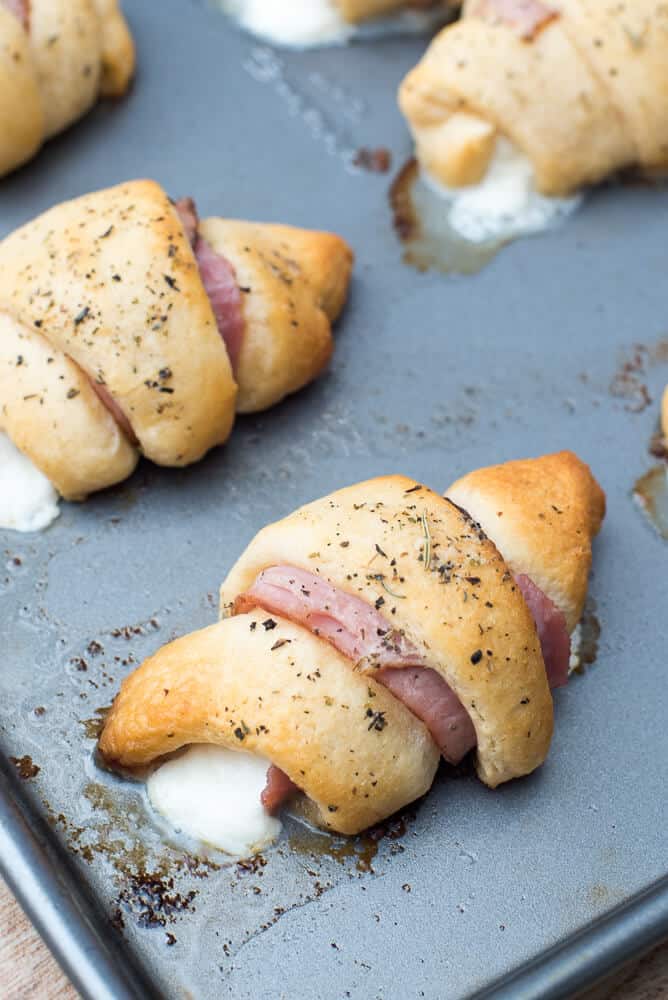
[0, 180, 353, 501]
[100, 452, 604, 839]
[339, 0, 442, 21]
[0, 0, 135, 178]
[399, 1, 668, 195]
[220, 0, 449, 49]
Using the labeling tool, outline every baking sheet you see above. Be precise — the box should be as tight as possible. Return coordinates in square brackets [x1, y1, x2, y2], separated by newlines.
[1, 1, 668, 997]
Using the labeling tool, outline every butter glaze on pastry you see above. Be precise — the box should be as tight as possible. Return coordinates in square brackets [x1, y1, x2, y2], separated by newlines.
[0, 180, 353, 500]
[0, 0, 134, 178]
[100, 453, 604, 837]
[399, 0, 668, 195]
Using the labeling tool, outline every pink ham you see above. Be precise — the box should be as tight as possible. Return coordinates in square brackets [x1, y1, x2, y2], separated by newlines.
[174, 197, 245, 374]
[262, 765, 300, 814]
[515, 574, 570, 688]
[2, 0, 28, 30]
[240, 563, 573, 812]
[375, 666, 477, 765]
[236, 566, 472, 764]
[193, 237, 245, 374]
[174, 197, 199, 248]
[90, 380, 138, 446]
[235, 567, 424, 670]
[470, 0, 558, 40]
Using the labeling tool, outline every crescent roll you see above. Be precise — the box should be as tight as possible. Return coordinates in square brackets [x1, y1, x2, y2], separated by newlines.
[337, 0, 442, 22]
[0, 0, 134, 178]
[399, 1, 668, 195]
[0, 180, 353, 500]
[100, 452, 604, 838]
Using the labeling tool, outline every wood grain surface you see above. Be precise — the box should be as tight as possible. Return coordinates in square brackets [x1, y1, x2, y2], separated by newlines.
[1, 876, 666, 999]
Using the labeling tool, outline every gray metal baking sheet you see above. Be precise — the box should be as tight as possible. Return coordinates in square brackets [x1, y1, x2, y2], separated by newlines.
[1, 1, 668, 997]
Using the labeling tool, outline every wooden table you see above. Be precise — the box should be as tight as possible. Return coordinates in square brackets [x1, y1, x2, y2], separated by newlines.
[1, 877, 666, 999]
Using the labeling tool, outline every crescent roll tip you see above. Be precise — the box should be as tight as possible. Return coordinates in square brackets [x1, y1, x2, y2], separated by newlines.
[199, 218, 353, 415]
[446, 451, 606, 633]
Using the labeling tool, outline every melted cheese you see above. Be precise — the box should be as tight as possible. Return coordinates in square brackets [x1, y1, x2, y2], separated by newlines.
[147, 745, 282, 856]
[425, 138, 583, 245]
[220, 0, 352, 47]
[0, 431, 60, 533]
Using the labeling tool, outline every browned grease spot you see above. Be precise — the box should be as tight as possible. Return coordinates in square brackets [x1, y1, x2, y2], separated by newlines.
[389, 158, 503, 275]
[610, 340, 668, 413]
[10, 755, 40, 779]
[115, 871, 196, 928]
[573, 602, 601, 674]
[81, 705, 112, 740]
[353, 147, 392, 174]
[633, 466, 668, 540]
[289, 812, 411, 874]
[649, 426, 668, 461]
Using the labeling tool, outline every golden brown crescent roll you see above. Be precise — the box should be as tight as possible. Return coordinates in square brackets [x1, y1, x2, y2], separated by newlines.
[337, 0, 442, 22]
[99, 610, 440, 835]
[0, 0, 134, 178]
[399, 1, 668, 195]
[220, 474, 554, 788]
[99, 456, 604, 837]
[0, 180, 353, 500]
[447, 452, 606, 632]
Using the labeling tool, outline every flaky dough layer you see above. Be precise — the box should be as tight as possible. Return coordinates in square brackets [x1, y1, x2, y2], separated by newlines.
[99, 609, 439, 836]
[0, 0, 134, 177]
[0, 180, 237, 477]
[399, 1, 668, 195]
[221, 475, 554, 787]
[446, 451, 605, 633]
[200, 219, 353, 414]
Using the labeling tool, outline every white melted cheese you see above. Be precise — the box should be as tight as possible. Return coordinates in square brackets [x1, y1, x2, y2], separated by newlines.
[0, 431, 60, 533]
[425, 138, 583, 245]
[220, 0, 352, 47]
[147, 745, 282, 856]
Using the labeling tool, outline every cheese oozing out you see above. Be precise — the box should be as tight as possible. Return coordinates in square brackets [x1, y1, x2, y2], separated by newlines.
[0, 431, 60, 533]
[147, 745, 282, 856]
[219, 0, 352, 47]
[424, 137, 583, 245]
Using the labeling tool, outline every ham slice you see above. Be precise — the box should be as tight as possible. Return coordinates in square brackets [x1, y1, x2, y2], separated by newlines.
[239, 562, 573, 811]
[90, 380, 138, 446]
[193, 237, 245, 374]
[174, 197, 245, 374]
[262, 765, 299, 814]
[515, 574, 570, 688]
[235, 566, 473, 764]
[2, 0, 28, 30]
[470, 0, 558, 40]
[235, 567, 424, 670]
[174, 197, 199, 248]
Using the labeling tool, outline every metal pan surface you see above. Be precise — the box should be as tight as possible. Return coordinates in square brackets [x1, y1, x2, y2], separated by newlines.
[1, 1, 667, 997]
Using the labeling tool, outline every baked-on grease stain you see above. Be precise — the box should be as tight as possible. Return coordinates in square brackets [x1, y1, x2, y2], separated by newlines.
[633, 406, 668, 540]
[634, 465, 668, 540]
[571, 602, 601, 675]
[289, 811, 412, 874]
[10, 754, 40, 779]
[81, 705, 112, 741]
[390, 159, 502, 275]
